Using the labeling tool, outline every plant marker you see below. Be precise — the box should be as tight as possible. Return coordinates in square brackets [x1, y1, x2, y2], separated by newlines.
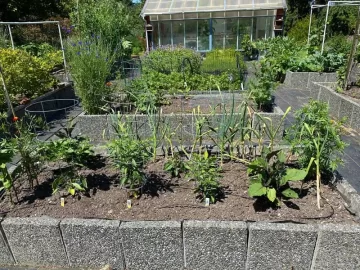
[127, 199, 132, 209]
[60, 198, 65, 207]
[205, 198, 210, 207]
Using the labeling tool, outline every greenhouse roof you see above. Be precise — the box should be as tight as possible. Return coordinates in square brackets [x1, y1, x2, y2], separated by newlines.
[141, 0, 287, 17]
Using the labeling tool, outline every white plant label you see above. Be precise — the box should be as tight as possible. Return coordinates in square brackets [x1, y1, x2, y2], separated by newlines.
[60, 198, 65, 207]
[127, 200, 132, 209]
[205, 198, 210, 207]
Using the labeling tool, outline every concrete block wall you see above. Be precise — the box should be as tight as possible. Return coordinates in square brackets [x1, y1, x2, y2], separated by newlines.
[284, 71, 337, 89]
[309, 82, 360, 133]
[1, 217, 360, 269]
[77, 106, 285, 144]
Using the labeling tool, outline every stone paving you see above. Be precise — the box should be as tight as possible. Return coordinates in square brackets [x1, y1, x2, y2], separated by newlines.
[274, 85, 360, 192]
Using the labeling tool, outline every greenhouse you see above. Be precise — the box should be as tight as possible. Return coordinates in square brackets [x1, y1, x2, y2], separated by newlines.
[141, 0, 287, 51]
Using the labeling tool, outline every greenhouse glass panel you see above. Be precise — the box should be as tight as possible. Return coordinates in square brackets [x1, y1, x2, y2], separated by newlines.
[159, 21, 171, 45]
[238, 18, 252, 45]
[225, 18, 238, 49]
[152, 21, 159, 48]
[173, 21, 185, 46]
[254, 17, 267, 40]
[141, 0, 286, 16]
[212, 19, 226, 49]
[185, 20, 197, 49]
[198, 19, 210, 51]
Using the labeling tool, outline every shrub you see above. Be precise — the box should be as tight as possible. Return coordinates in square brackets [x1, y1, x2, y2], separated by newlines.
[20, 42, 63, 70]
[288, 16, 313, 44]
[141, 46, 202, 74]
[74, 0, 133, 56]
[0, 48, 55, 99]
[201, 49, 246, 74]
[255, 37, 306, 81]
[66, 37, 116, 114]
[286, 100, 347, 178]
[325, 35, 352, 56]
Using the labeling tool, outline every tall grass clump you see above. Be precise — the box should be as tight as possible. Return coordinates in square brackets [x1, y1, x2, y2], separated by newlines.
[66, 37, 116, 114]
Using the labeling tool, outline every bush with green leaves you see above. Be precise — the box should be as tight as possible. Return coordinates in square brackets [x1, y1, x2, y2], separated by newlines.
[186, 150, 222, 203]
[107, 121, 151, 197]
[201, 49, 246, 74]
[0, 139, 18, 203]
[66, 37, 117, 114]
[287, 16, 315, 45]
[141, 46, 202, 75]
[164, 153, 187, 178]
[73, 0, 133, 57]
[286, 100, 347, 178]
[255, 37, 305, 81]
[0, 48, 55, 100]
[19, 42, 63, 70]
[247, 149, 312, 206]
[44, 137, 94, 167]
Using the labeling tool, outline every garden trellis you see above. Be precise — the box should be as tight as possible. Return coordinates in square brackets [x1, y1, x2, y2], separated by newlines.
[0, 21, 69, 81]
[307, 1, 360, 54]
[0, 21, 69, 114]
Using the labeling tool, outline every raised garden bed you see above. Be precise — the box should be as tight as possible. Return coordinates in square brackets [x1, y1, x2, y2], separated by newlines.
[0, 156, 355, 223]
[77, 93, 285, 143]
[309, 82, 360, 133]
[284, 71, 337, 89]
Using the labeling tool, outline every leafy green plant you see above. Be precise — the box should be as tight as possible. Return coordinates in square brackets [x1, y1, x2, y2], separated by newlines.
[286, 100, 347, 179]
[241, 34, 256, 58]
[164, 153, 187, 178]
[0, 48, 55, 100]
[302, 123, 328, 209]
[74, 0, 133, 57]
[247, 149, 313, 206]
[66, 37, 118, 114]
[107, 122, 151, 198]
[12, 116, 47, 190]
[255, 37, 306, 82]
[52, 166, 88, 196]
[0, 139, 18, 203]
[141, 45, 202, 75]
[44, 137, 94, 167]
[186, 150, 222, 203]
[287, 16, 313, 44]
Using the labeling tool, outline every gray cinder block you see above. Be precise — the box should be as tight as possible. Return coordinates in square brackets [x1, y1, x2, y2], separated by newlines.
[0, 218, 14, 265]
[76, 113, 109, 142]
[326, 73, 338, 83]
[308, 72, 327, 87]
[183, 220, 247, 270]
[60, 218, 123, 269]
[1, 217, 68, 267]
[338, 98, 354, 126]
[120, 221, 183, 270]
[312, 224, 360, 270]
[350, 103, 360, 132]
[291, 72, 310, 89]
[246, 222, 317, 270]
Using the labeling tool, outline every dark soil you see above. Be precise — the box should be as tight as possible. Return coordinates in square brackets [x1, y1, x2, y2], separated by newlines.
[161, 95, 249, 114]
[0, 157, 357, 224]
[342, 86, 360, 104]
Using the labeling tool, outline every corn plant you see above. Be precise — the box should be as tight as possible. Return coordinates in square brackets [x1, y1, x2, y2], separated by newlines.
[303, 123, 328, 209]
